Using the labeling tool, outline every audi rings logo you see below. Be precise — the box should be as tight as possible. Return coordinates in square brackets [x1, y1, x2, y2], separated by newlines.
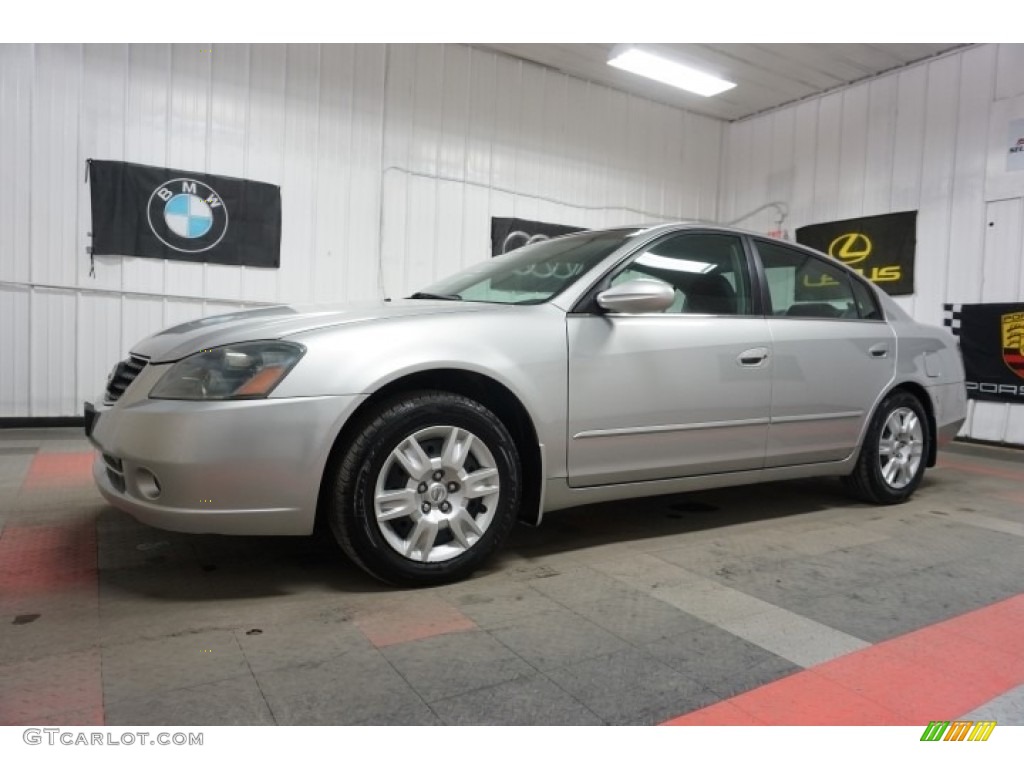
[147, 178, 229, 253]
[501, 230, 553, 254]
[513, 262, 585, 280]
[503, 231, 583, 278]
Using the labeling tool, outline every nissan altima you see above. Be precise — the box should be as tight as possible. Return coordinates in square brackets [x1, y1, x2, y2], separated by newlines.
[85, 223, 967, 586]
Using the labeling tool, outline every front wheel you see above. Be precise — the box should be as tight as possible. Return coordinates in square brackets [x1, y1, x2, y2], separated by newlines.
[327, 391, 521, 586]
[844, 390, 930, 505]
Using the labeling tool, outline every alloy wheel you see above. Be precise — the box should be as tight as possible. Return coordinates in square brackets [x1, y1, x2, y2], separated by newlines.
[877, 406, 924, 489]
[373, 425, 500, 562]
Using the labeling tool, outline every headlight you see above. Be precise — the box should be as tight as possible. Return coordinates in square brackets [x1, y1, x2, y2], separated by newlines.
[149, 341, 305, 400]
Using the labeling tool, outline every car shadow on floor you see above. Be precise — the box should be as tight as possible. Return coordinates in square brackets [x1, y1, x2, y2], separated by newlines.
[504, 476, 867, 555]
[93, 473, 937, 600]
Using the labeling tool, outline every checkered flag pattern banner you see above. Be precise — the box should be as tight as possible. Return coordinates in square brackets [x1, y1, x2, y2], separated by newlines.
[943, 302, 1024, 403]
[943, 304, 962, 335]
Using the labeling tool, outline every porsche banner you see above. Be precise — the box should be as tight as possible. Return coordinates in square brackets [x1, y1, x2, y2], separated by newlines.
[88, 159, 282, 268]
[490, 217, 584, 257]
[795, 211, 916, 296]
[944, 302, 1024, 403]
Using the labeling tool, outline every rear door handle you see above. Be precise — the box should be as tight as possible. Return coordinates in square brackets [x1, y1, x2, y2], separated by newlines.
[869, 343, 889, 359]
[737, 347, 769, 366]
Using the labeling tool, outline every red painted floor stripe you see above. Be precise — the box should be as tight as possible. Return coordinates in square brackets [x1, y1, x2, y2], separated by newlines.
[671, 700, 765, 726]
[21, 452, 95, 491]
[0, 522, 104, 725]
[354, 596, 477, 648]
[0, 523, 97, 596]
[662, 594, 1024, 726]
[0, 650, 104, 726]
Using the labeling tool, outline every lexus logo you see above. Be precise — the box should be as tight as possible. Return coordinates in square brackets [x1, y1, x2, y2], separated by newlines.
[827, 232, 872, 265]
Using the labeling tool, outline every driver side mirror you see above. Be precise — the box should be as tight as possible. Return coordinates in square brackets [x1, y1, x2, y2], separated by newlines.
[596, 279, 675, 314]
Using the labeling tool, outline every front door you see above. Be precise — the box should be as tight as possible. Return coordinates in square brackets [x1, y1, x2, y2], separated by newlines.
[567, 232, 772, 487]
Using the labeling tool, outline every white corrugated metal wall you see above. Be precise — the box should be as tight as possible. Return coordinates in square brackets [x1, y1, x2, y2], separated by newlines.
[0, 43, 722, 418]
[4, 42, 1020, 446]
[720, 43, 1024, 446]
[379, 45, 721, 294]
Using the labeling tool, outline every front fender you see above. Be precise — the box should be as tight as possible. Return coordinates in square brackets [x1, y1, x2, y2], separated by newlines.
[271, 304, 570, 477]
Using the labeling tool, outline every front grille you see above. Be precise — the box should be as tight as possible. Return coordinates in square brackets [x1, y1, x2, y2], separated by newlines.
[105, 355, 148, 403]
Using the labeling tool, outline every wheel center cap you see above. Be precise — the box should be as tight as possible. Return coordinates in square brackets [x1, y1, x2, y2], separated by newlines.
[426, 483, 448, 504]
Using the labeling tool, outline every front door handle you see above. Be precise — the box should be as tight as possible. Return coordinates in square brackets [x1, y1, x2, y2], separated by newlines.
[737, 347, 769, 366]
[869, 343, 889, 359]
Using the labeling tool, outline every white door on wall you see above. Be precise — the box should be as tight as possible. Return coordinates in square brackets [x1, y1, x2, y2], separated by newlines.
[982, 198, 1023, 303]
[967, 197, 1024, 443]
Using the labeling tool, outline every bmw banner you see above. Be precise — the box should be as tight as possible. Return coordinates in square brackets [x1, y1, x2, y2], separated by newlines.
[795, 211, 917, 296]
[490, 217, 584, 257]
[944, 302, 1024, 403]
[87, 159, 281, 268]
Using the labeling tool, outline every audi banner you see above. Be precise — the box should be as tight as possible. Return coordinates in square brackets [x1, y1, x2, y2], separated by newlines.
[944, 302, 1024, 403]
[490, 217, 584, 257]
[795, 211, 917, 296]
[88, 159, 281, 268]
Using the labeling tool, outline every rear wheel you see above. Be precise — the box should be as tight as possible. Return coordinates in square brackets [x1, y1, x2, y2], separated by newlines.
[328, 391, 521, 586]
[844, 390, 930, 505]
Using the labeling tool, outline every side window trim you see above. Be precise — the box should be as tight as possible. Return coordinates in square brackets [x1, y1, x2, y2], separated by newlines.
[848, 272, 886, 321]
[744, 234, 772, 319]
[750, 237, 885, 322]
[572, 229, 760, 317]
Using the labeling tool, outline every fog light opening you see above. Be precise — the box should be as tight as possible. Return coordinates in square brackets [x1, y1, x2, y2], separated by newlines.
[136, 468, 162, 500]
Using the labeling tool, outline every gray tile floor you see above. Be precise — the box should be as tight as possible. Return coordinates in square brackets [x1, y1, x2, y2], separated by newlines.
[0, 427, 1021, 725]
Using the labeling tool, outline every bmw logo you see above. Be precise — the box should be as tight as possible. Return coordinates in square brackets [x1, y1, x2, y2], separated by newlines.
[146, 178, 229, 253]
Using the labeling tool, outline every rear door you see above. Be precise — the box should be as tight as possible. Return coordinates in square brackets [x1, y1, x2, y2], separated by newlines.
[751, 238, 896, 466]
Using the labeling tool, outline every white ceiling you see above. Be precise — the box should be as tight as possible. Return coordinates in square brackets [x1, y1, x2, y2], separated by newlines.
[477, 43, 968, 121]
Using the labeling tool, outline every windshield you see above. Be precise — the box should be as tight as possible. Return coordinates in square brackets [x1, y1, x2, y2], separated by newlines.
[412, 229, 641, 305]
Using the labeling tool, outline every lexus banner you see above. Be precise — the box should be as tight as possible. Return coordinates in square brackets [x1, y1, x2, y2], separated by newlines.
[88, 159, 282, 268]
[795, 211, 916, 296]
[944, 302, 1024, 403]
[490, 217, 584, 257]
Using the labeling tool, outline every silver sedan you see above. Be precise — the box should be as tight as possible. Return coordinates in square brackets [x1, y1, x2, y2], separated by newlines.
[86, 223, 967, 586]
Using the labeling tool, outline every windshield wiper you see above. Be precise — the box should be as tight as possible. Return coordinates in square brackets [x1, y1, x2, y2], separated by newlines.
[407, 291, 462, 301]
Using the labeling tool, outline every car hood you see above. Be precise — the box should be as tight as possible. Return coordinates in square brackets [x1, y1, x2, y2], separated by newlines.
[132, 300, 496, 363]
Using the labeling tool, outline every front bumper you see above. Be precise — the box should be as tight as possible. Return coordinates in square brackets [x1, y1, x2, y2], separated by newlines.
[87, 378, 363, 535]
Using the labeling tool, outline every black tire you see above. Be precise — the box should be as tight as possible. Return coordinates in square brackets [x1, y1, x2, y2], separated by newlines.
[327, 390, 521, 586]
[844, 390, 931, 505]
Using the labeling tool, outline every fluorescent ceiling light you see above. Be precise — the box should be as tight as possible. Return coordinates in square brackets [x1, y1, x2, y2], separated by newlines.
[608, 48, 736, 97]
